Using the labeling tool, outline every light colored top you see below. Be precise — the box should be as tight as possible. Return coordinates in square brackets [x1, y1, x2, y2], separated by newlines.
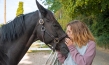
[63, 43, 88, 65]
[57, 41, 96, 65]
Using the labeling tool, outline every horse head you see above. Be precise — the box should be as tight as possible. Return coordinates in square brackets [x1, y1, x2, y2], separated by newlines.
[35, 0, 69, 56]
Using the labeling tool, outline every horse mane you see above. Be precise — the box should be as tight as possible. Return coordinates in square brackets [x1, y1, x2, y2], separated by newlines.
[1, 14, 26, 41]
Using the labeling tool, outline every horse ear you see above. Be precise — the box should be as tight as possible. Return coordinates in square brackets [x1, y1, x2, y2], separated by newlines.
[36, 0, 47, 17]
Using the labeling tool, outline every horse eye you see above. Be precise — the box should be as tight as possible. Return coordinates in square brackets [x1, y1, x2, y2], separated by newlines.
[53, 24, 57, 27]
[53, 24, 59, 29]
[53, 24, 59, 28]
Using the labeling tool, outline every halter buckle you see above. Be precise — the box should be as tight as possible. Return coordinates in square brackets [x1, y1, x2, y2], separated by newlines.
[54, 38, 59, 43]
[39, 19, 44, 24]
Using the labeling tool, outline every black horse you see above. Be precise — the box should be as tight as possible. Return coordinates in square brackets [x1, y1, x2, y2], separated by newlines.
[0, 0, 69, 65]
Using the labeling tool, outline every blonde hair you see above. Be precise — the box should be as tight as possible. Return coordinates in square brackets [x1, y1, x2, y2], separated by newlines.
[67, 20, 95, 48]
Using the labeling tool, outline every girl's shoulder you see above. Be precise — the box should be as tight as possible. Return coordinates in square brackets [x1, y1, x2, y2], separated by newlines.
[87, 40, 96, 48]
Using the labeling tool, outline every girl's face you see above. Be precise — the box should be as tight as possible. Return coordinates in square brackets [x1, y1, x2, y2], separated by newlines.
[66, 25, 74, 40]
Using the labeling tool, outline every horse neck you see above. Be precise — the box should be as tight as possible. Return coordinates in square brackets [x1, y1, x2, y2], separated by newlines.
[0, 12, 39, 65]
[17, 18, 39, 65]
[16, 12, 40, 64]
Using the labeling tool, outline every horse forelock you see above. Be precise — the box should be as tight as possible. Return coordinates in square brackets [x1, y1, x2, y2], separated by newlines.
[1, 14, 26, 41]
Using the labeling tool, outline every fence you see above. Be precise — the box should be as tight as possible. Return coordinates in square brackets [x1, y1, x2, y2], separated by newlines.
[45, 51, 62, 65]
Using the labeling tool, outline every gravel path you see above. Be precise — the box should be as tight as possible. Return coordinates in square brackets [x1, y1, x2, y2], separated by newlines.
[18, 48, 109, 65]
[18, 51, 50, 65]
[92, 47, 109, 65]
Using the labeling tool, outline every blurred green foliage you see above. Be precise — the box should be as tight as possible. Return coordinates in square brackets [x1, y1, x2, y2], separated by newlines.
[16, 1, 24, 17]
[44, 0, 109, 49]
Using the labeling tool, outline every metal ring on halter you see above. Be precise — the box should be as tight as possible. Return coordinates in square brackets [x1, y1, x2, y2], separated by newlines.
[39, 19, 44, 24]
[41, 26, 45, 31]
[54, 38, 59, 43]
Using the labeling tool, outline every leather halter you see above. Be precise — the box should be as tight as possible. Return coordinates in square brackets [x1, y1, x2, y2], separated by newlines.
[38, 11, 67, 51]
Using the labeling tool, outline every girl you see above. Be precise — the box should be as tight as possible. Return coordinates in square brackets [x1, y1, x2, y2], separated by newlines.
[57, 20, 96, 65]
